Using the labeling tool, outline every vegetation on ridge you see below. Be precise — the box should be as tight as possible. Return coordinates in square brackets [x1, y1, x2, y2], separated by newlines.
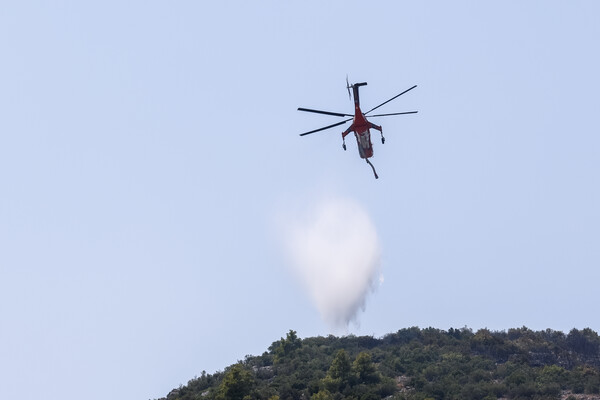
[160, 327, 600, 400]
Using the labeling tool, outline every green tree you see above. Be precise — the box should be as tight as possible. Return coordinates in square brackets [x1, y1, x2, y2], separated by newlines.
[567, 328, 600, 354]
[217, 364, 255, 400]
[311, 389, 333, 400]
[537, 364, 567, 388]
[328, 349, 351, 381]
[353, 352, 379, 384]
[273, 330, 302, 363]
[323, 349, 352, 392]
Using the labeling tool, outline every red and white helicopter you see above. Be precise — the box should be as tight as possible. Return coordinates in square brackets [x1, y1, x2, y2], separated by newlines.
[298, 79, 417, 179]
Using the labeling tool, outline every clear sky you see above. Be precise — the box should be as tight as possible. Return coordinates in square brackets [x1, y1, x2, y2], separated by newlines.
[1, 1, 599, 399]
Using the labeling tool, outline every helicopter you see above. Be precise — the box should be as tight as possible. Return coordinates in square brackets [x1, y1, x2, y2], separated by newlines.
[298, 79, 417, 179]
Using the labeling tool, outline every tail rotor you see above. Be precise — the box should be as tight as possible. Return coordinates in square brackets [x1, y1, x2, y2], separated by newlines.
[346, 75, 351, 100]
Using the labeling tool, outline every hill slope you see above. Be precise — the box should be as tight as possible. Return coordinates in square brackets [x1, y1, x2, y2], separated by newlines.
[159, 327, 600, 400]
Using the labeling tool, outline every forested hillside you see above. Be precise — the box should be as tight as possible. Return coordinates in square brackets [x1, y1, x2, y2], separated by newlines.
[159, 327, 600, 400]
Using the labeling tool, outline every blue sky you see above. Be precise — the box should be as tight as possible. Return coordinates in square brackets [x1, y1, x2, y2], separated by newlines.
[1, 2, 599, 399]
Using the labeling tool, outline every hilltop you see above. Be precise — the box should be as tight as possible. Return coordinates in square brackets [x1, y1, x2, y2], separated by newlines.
[158, 327, 600, 400]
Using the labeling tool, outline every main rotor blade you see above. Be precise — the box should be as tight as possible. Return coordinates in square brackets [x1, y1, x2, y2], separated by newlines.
[365, 85, 417, 115]
[298, 107, 353, 117]
[299, 118, 352, 136]
[368, 111, 418, 117]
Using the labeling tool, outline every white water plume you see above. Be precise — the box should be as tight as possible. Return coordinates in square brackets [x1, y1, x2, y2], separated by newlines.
[281, 195, 382, 330]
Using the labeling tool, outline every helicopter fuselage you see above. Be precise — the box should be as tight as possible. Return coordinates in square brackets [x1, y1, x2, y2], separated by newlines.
[350, 107, 373, 159]
[342, 83, 380, 159]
